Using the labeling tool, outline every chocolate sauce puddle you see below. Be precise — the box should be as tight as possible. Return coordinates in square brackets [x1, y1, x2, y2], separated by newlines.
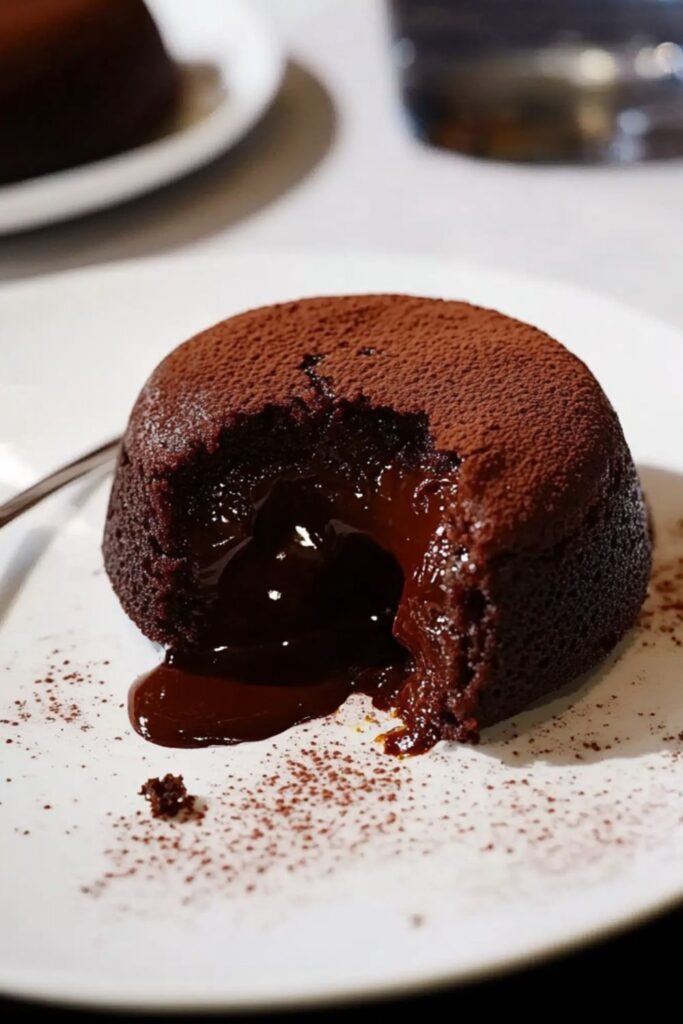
[129, 458, 457, 757]
[130, 624, 408, 750]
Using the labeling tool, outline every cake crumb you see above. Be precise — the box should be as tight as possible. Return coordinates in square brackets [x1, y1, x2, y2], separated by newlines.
[139, 774, 195, 819]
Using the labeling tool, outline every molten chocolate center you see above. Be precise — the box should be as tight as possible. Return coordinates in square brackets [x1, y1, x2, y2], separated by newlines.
[130, 458, 459, 755]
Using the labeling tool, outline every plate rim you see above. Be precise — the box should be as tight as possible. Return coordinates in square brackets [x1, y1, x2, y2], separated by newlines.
[2, 246, 683, 335]
[1, 247, 682, 374]
[0, 880, 681, 1012]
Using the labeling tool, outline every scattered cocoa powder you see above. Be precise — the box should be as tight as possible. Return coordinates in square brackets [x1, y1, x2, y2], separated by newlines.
[639, 551, 683, 648]
[4, 498, 683, 918]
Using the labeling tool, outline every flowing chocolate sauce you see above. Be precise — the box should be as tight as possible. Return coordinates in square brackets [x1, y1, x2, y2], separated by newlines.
[130, 458, 459, 756]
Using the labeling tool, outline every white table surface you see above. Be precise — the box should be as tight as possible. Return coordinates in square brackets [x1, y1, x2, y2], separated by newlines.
[1, 0, 682, 333]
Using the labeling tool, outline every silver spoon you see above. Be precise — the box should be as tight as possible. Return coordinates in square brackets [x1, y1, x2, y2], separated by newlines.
[0, 438, 120, 529]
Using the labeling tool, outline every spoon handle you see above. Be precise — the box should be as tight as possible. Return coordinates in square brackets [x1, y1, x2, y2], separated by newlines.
[0, 438, 120, 529]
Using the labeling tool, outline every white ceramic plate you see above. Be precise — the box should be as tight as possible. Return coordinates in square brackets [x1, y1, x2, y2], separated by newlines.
[0, 0, 283, 235]
[1, 252, 682, 1012]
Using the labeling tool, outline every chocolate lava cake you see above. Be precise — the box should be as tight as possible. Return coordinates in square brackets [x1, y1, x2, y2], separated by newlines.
[0, 0, 178, 184]
[104, 295, 651, 754]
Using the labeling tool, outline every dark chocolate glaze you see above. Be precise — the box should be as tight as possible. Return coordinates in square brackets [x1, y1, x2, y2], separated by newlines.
[130, 659, 407, 751]
[129, 455, 451, 753]
[106, 295, 652, 753]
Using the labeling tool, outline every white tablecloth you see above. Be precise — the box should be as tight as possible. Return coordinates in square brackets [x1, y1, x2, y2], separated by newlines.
[2, 0, 682, 333]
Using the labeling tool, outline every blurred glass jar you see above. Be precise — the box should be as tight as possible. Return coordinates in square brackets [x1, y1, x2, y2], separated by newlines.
[389, 0, 683, 161]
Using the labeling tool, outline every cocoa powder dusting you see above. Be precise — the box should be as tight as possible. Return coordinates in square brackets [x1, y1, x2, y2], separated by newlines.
[81, 732, 409, 902]
[0, 651, 115, 740]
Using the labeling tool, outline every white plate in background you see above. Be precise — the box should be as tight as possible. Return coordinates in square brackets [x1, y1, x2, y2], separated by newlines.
[0, 0, 284, 234]
[1, 252, 682, 1011]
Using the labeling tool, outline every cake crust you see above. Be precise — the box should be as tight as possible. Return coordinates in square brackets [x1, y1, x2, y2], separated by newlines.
[105, 295, 651, 747]
[126, 295, 623, 553]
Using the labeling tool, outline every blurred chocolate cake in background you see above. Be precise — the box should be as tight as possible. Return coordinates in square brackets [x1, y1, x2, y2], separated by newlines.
[0, 0, 178, 184]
